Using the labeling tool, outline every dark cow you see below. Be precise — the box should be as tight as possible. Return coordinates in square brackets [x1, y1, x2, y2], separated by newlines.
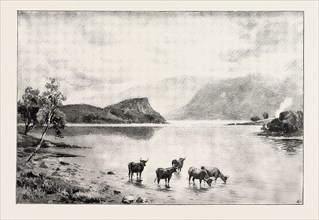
[188, 167, 213, 186]
[172, 157, 186, 172]
[128, 158, 149, 180]
[202, 166, 229, 183]
[154, 166, 177, 188]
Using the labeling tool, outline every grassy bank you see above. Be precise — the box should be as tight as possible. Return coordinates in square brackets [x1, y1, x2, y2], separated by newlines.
[16, 133, 129, 204]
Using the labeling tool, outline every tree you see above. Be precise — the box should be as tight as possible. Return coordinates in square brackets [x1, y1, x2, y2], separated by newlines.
[250, 116, 261, 122]
[17, 87, 40, 135]
[262, 112, 269, 119]
[27, 78, 67, 162]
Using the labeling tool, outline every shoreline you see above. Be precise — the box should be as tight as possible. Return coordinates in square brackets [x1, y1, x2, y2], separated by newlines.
[16, 133, 155, 204]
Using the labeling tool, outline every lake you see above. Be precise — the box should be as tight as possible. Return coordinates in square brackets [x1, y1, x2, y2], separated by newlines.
[26, 120, 303, 204]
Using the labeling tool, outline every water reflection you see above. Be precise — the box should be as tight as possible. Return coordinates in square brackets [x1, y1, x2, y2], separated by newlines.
[126, 179, 146, 188]
[29, 126, 160, 140]
[172, 172, 182, 180]
[156, 186, 175, 192]
[267, 138, 303, 154]
[187, 185, 210, 193]
[275, 139, 303, 154]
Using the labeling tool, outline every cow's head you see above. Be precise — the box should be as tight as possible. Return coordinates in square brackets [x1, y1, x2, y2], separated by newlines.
[205, 178, 213, 186]
[170, 166, 177, 173]
[223, 175, 230, 183]
[140, 158, 149, 166]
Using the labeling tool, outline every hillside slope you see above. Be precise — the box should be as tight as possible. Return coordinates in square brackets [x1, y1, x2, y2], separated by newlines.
[104, 98, 167, 123]
[59, 98, 167, 124]
[167, 74, 303, 120]
[117, 75, 209, 115]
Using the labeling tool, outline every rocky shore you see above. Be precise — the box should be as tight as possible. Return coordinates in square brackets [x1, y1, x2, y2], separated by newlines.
[16, 133, 153, 204]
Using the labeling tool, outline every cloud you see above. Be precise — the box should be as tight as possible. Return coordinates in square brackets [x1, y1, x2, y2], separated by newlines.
[18, 11, 303, 106]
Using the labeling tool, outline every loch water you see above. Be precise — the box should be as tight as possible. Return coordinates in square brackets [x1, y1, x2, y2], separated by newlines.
[27, 121, 303, 204]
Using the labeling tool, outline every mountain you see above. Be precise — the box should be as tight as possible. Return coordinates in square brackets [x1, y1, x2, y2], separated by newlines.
[117, 75, 209, 115]
[167, 74, 303, 120]
[59, 98, 167, 124]
[104, 98, 166, 123]
[58, 104, 104, 123]
[63, 75, 211, 115]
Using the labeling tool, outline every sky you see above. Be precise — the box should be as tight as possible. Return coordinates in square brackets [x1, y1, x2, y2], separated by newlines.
[18, 11, 303, 107]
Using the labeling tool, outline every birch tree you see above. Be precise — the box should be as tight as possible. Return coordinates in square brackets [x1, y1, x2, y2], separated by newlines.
[27, 78, 66, 162]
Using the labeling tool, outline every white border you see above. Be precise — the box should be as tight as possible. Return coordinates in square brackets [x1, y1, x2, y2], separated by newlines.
[1, 1, 318, 219]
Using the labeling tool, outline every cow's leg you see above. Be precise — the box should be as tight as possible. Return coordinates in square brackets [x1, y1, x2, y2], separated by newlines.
[199, 179, 202, 187]
[188, 175, 192, 184]
[192, 177, 195, 185]
[165, 179, 167, 187]
[139, 172, 142, 180]
[157, 178, 160, 185]
[167, 177, 171, 188]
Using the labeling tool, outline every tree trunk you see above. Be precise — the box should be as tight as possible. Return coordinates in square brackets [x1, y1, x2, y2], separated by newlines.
[24, 124, 29, 135]
[26, 123, 49, 163]
[25, 124, 35, 134]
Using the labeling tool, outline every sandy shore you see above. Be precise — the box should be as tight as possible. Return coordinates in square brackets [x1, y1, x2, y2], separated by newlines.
[16, 133, 158, 204]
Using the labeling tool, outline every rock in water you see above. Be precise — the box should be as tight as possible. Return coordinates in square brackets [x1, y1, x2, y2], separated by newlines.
[122, 196, 135, 204]
[266, 110, 303, 133]
[136, 197, 150, 204]
[26, 171, 38, 178]
[51, 171, 61, 177]
[60, 161, 70, 166]
[39, 162, 48, 168]
[107, 171, 115, 175]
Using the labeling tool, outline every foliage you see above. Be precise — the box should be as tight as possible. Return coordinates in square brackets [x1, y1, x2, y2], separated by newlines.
[82, 114, 100, 123]
[27, 78, 67, 162]
[250, 116, 261, 122]
[36, 78, 67, 137]
[17, 87, 40, 134]
[266, 110, 303, 133]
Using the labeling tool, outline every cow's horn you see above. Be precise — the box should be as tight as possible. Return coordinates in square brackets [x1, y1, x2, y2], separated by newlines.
[146, 158, 149, 161]
[140, 157, 142, 161]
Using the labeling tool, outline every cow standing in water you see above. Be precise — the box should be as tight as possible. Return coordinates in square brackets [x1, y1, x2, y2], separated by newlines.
[154, 166, 177, 188]
[188, 167, 213, 187]
[202, 166, 229, 183]
[128, 158, 149, 180]
[172, 157, 186, 172]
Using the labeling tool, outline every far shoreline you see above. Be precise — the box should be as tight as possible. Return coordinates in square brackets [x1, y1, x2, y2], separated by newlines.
[18, 120, 251, 128]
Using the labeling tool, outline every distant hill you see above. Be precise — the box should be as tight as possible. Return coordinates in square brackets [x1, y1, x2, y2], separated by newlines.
[117, 75, 209, 115]
[62, 75, 212, 115]
[167, 74, 303, 120]
[59, 98, 167, 124]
